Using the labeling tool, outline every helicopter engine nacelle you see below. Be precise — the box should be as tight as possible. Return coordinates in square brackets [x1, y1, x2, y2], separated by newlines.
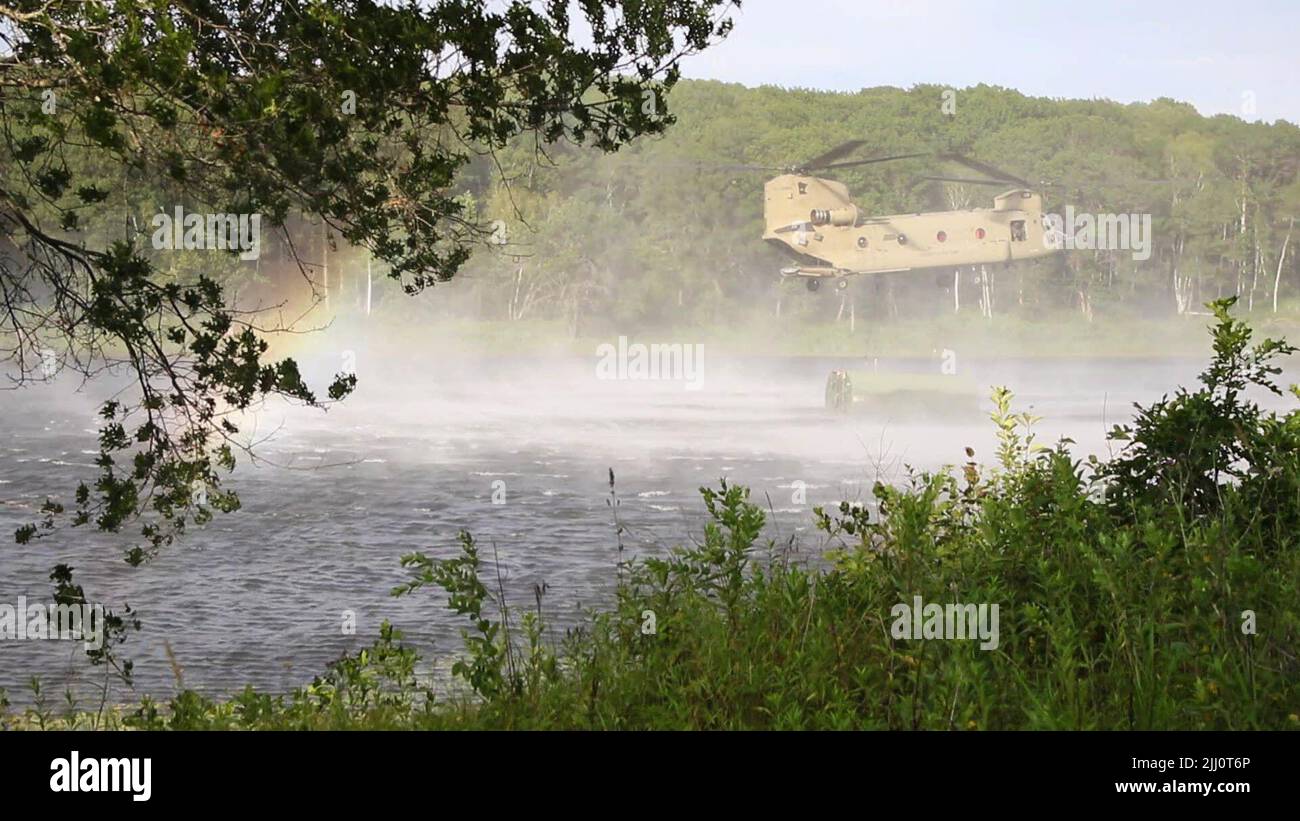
[809, 205, 858, 227]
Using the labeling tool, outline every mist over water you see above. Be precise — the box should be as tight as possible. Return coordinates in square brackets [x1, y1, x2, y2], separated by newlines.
[2, 323, 1296, 704]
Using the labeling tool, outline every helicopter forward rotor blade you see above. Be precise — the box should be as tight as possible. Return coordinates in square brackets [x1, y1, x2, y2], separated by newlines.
[637, 160, 781, 172]
[815, 152, 933, 171]
[796, 140, 869, 172]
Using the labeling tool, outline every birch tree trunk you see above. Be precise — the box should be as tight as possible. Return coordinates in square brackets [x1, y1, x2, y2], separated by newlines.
[1275, 218, 1293, 313]
[1250, 242, 1260, 311]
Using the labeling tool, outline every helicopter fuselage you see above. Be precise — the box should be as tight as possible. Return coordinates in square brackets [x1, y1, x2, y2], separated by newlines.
[763, 174, 1060, 279]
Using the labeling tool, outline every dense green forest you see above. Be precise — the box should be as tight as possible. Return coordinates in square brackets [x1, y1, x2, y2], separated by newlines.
[12, 81, 1298, 354]
[394, 81, 1300, 347]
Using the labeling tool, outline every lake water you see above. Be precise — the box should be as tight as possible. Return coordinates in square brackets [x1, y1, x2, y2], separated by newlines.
[2, 350, 1288, 705]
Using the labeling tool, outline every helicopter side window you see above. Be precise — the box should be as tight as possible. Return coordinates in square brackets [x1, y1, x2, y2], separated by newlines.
[1010, 220, 1027, 242]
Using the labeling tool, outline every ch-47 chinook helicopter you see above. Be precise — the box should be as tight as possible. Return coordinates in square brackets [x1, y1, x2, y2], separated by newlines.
[760, 140, 1060, 291]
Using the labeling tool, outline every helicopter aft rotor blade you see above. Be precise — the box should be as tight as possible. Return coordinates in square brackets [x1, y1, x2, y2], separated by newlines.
[797, 147, 1034, 188]
[919, 175, 1024, 187]
[636, 146, 1041, 187]
[935, 153, 1032, 188]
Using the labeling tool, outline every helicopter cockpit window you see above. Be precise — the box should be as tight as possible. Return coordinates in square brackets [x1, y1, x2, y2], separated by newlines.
[1010, 220, 1027, 242]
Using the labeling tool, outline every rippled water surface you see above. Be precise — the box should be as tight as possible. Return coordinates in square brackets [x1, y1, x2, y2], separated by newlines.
[3, 352, 1288, 704]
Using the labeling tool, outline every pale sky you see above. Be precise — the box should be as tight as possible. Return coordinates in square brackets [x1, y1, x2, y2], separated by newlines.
[680, 0, 1300, 125]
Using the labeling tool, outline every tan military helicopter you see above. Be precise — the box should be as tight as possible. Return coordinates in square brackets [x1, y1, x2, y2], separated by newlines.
[760, 141, 1060, 290]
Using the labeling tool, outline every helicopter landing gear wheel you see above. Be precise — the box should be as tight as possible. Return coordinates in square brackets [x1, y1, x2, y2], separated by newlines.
[806, 278, 821, 292]
[836, 278, 849, 290]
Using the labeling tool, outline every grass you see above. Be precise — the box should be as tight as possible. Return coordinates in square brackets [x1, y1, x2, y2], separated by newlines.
[835, 371, 980, 395]
[3, 298, 1299, 730]
[825, 369, 982, 416]
[398, 306, 1300, 360]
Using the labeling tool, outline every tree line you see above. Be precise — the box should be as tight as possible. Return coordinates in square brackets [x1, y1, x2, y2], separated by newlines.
[430, 81, 1300, 331]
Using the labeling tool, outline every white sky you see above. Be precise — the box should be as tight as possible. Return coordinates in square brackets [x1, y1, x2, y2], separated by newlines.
[679, 0, 1300, 125]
